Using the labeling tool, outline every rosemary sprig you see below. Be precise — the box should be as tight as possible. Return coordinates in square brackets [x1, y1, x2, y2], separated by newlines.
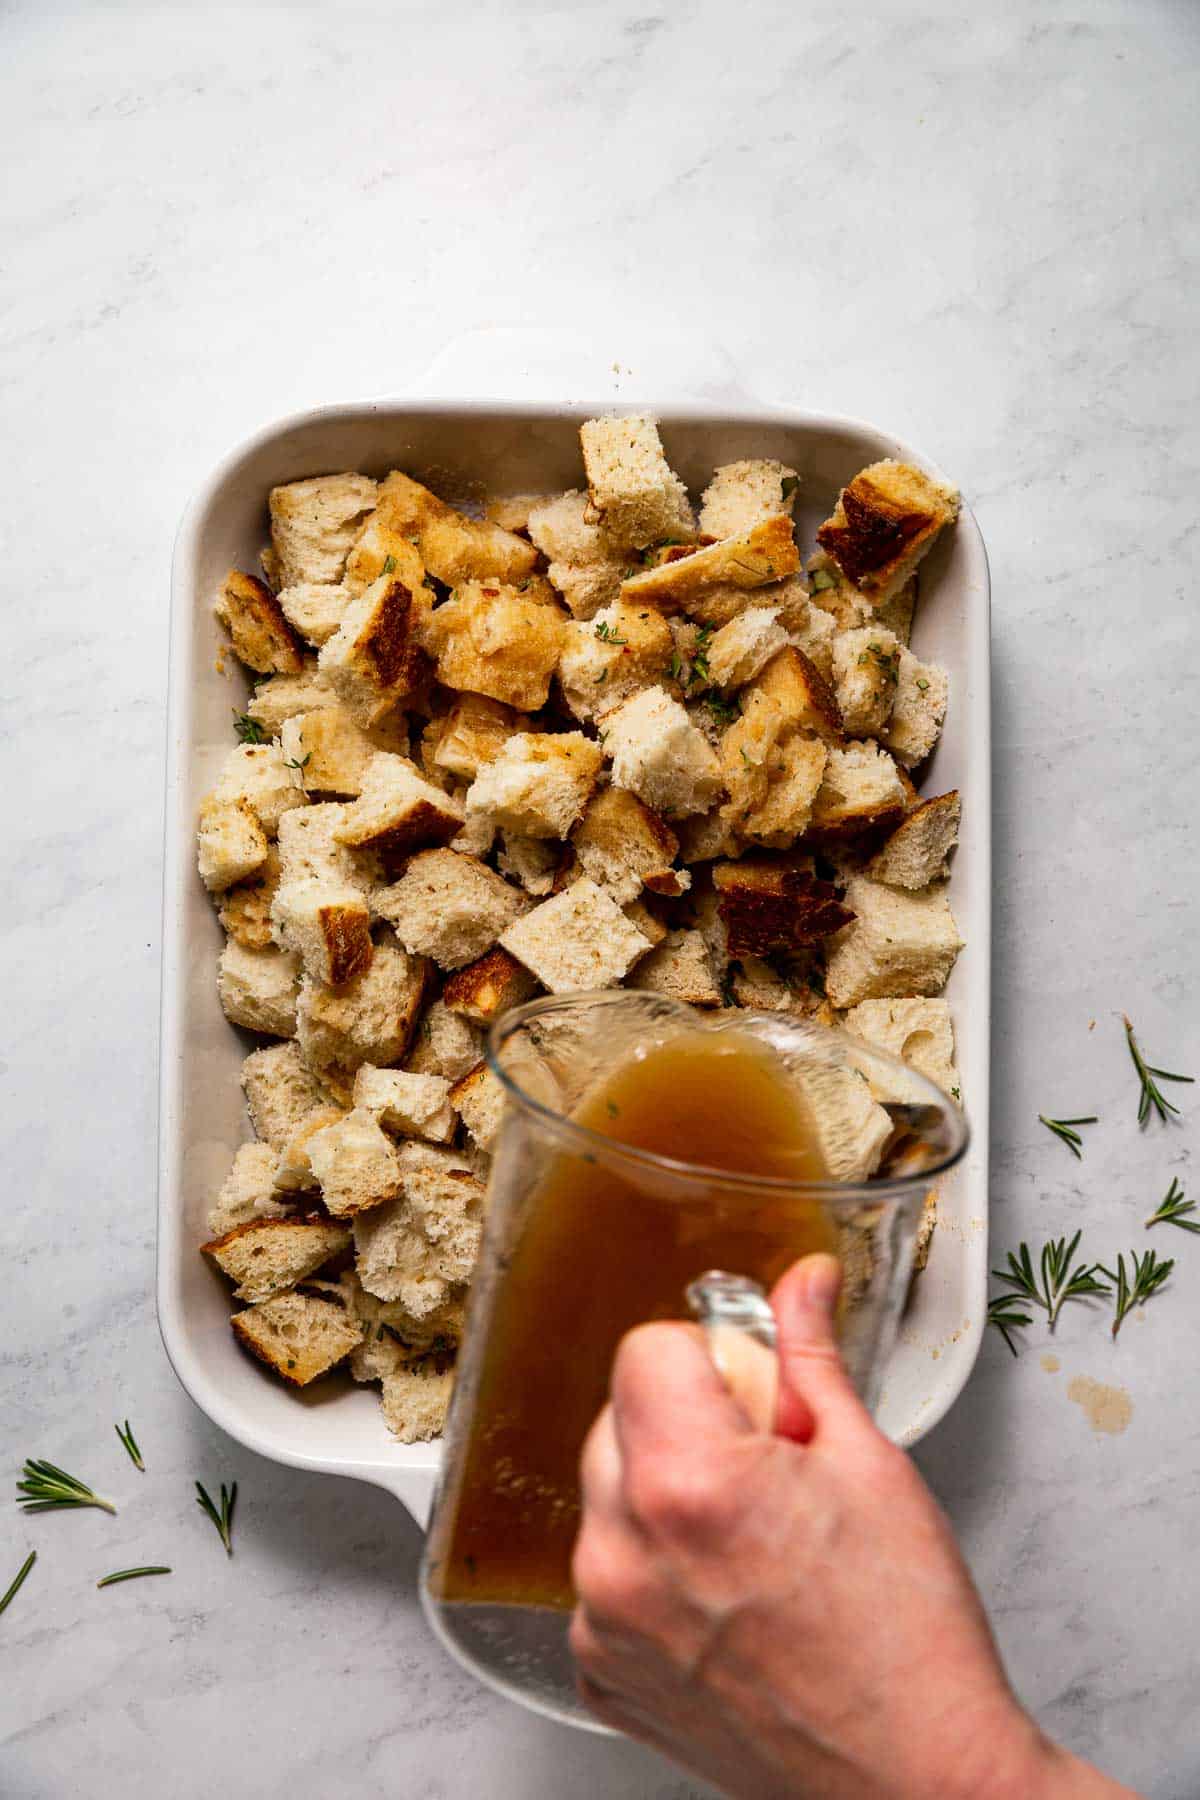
[1123, 1015, 1193, 1125]
[96, 1566, 171, 1589]
[1146, 1177, 1199, 1234]
[0, 1550, 36, 1617]
[17, 1459, 116, 1515]
[232, 711, 268, 744]
[114, 1420, 144, 1472]
[991, 1232, 1110, 1330]
[986, 1294, 1033, 1356]
[1099, 1248, 1174, 1337]
[195, 1480, 237, 1555]
[1038, 1113, 1098, 1159]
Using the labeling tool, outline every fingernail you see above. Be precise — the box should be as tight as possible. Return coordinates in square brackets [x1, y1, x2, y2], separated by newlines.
[800, 1253, 841, 1317]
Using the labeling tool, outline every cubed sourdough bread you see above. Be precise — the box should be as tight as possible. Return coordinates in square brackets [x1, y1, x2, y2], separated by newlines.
[306, 1108, 407, 1218]
[816, 461, 959, 603]
[203, 1216, 351, 1303]
[212, 743, 309, 837]
[403, 999, 483, 1083]
[866, 791, 960, 889]
[215, 571, 305, 675]
[628, 928, 721, 1006]
[197, 798, 269, 893]
[218, 941, 301, 1037]
[352, 1066, 457, 1143]
[466, 732, 603, 839]
[824, 876, 963, 1008]
[334, 753, 464, 856]
[579, 415, 695, 549]
[441, 946, 539, 1024]
[231, 1285, 362, 1386]
[381, 1362, 456, 1443]
[269, 473, 379, 588]
[296, 934, 429, 1092]
[842, 997, 958, 1101]
[604, 687, 723, 819]
[699, 460, 799, 538]
[373, 848, 526, 970]
[207, 1141, 286, 1236]
[241, 1041, 329, 1150]
[500, 877, 651, 993]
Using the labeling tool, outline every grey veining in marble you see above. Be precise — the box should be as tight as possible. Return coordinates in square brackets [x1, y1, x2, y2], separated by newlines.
[3, 2, 1199, 1795]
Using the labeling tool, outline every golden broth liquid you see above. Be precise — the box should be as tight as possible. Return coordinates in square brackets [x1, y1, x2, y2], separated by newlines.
[428, 1028, 836, 1611]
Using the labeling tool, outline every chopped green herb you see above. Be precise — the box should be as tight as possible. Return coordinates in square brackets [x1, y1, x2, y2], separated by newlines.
[719, 960, 741, 1007]
[381, 554, 397, 575]
[97, 1566, 171, 1589]
[950, 1084, 961, 1101]
[1145, 1177, 1198, 1233]
[740, 747, 751, 765]
[915, 677, 930, 693]
[810, 568, 836, 593]
[606, 1101, 619, 1118]
[232, 712, 269, 745]
[283, 753, 311, 773]
[594, 621, 628, 645]
[594, 669, 607, 684]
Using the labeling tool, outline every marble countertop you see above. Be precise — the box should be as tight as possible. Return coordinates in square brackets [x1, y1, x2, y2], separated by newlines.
[4, 3, 1199, 1795]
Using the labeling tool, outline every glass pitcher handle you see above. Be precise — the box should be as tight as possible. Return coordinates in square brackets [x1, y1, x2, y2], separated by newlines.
[686, 1271, 779, 1432]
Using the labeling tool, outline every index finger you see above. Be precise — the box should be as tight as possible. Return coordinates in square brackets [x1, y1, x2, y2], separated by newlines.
[609, 1320, 756, 1466]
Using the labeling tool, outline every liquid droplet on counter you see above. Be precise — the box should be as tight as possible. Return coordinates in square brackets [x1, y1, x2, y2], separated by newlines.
[1067, 1375, 1132, 1436]
[1041, 1353, 1060, 1373]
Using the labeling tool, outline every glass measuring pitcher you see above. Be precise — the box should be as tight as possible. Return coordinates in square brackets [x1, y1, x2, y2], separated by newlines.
[421, 992, 967, 1729]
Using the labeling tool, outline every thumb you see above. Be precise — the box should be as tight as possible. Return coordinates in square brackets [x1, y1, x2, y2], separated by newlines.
[770, 1254, 872, 1445]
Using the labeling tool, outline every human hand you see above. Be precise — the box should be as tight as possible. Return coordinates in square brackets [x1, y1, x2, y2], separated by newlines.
[570, 1254, 1135, 1800]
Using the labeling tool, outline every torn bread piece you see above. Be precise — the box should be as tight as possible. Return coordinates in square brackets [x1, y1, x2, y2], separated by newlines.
[212, 742, 309, 837]
[699, 461, 799, 539]
[215, 571, 305, 675]
[365, 470, 539, 587]
[271, 878, 373, 987]
[750, 646, 844, 745]
[241, 1041, 330, 1151]
[197, 798, 269, 893]
[334, 753, 464, 856]
[218, 941, 301, 1037]
[773, 585, 839, 681]
[449, 1060, 506, 1154]
[880, 648, 948, 770]
[404, 1000, 483, 1084]
[739, 730, 830, 850]
[425, 580, 566, 711]
[277, 580, 354, 648]
[713, 858, 854, 956]
[381, 1362, 456, 1443]
[619, 515, 799, 616]
[269, 473, 379, 588]
[231, 1285, 362, 1387]
[307, 1107, 407, 1218]
[807, 742, 909, 843]
[808, 551, 917, 643]
[207, 1141, 287, 1236]
[496, 832, 562, 896]
[352, 1067, 457, 1143]
[558, 600, 675, 723]
[866, 791, 960, 889]
[203, 1216, 351, 1304]
[373, 848, 526, 970]
[272, 1104, 347, 1194]
[245, 663, 337, 735]
[628, 928, 721, 1007]
[526, 490, 629, 619]
[484, 493, 553, 533]
[831, 628, 902, 739]
[704, 606, 789, 694]
[318, 557, 431, 718]
[579, 415, 695, 549]
[842, 997, 958, 1102]
[824, 876, 963, 1008]
[571, 788, 685, 905]
[501, 877, 651, 994]
[466, 732, 603, 840]
[275, 801, 375, 890]
[296, 934, 429, 1092]
[442, 946, 539, 1024]
[432, 693, 529, 782]
[605, 687, 723, 820]
[802, 1065, 893, 1184]
[279, 708, 380, 798]
[816, 460, 959, 604]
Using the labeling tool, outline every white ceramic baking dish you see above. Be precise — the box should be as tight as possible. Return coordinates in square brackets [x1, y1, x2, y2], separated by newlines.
[159, 351, 991, 1527]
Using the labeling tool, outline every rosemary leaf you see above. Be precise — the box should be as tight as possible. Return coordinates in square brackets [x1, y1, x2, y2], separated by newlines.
[1038, 1114, 1098, 1158]
[1124, 1016, 1193, 1126]
[96, 1566, 171, 1589]
[0, 1550, 36, 1617]
[17, 1459, 116, 1515]
[195, 1480, 237, 1556]
[1146, 1177, 1199, 1233]
[114, 1420, 145, 1472]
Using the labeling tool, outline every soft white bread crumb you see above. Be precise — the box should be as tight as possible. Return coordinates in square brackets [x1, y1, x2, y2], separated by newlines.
[816, 460, 959, 605]
[773, 586, 838, 681]
[866, 791, 961, 889]
[207, 1141, 286, 1236]
[808, 742, 909, 841]
[277, 580, 354, 647]
[881, 648, 949, 769]
[270, 878, 373, 987]
[372, 848, 526, 970]
[341, 1272, 465, 1377]
[306, 1107, 406, 1217]
[579, 416, 695, 549]
[241, 1041, 330, 1150]
[334, 753, 464, 856]
[807, 551, 917, 643]
[842, 997, 958, 1101]
[197, 798, 269, 893]
[279, 708, 379, 798]
[705, 607, 789, 694]
[423, 579, 566, 711]
[571, 787, 684, 904]
[432, 693, 528, 782]
[824, 875, 964, 1008]
[557, 601, 675, 723]
[496, 832, 561, 896]
[746, 645, 845, 744]
[231, 1285, 362, 1387]
[352, 1200, 450, 1308]
[484, 493, 553, 533]
[396, 1143, 487, 1282]
[605, 686, 723, 820]
[500, 877, 651, 993]
[218, 940, 300, 1037]
[448, 1060, 506, 1154]
[276, 802, 375, 890]
[272, 1103, 346, 1194]
[699, 461, 799, 539]
[246, 664, 338, 735]
[466, 732, 603, 840]
[218, 846, 281, 950]
[526, 490, 628, 620]
[215, 571, 305, 675]
[212, 742, 309, 837]
[628, 928, 721, 1006]
[296, 934, 429, 1093]
[620, 516, 800, 618]
[352, 1066, 456, 1143]
[441, 946, 539, 1024]
[367, 470, 539, 587]
[269, 473, 379, 588]
[832, 628, 902, 738]
[404, 999, 483, 1082]
[317, 556, 430, 717]
[381, 1362, 455, 1442]
[202, 1216, 351, 1303]
[449, 796, 496, 860]
[802, 1064, 893, 1183]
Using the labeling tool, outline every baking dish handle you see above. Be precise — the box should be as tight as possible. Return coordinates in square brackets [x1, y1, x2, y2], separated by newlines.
[407, 325, 759, 410]
[369, 1465, 440, 1529]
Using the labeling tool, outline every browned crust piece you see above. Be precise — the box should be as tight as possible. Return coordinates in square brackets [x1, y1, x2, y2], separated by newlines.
[619, 516, 800, 612]
[713, 857, 855, 956]
[217, 845, 281, 948]
[230, 1287, 360, 1388]
[816, 465, 955, 599]
[441, 946, 539, 1024]
[753, 645, 845, 745]
[319, 904, 374, 986]
[216, 571, 305, 675]
[376, 472, 539, 586]
[356, 574, 433, 694]
[344, 798, 463, 860]
[802, 794, 908, 849]
[865, 790, 961, 885]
